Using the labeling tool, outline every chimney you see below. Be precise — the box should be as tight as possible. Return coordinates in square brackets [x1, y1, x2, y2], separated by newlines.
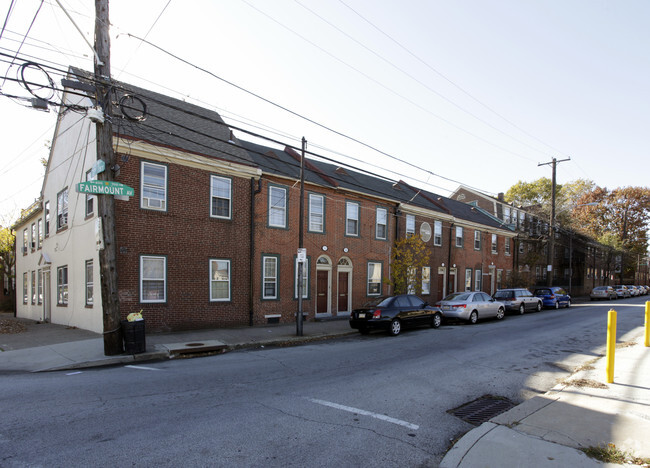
[498, 192, 505, 201]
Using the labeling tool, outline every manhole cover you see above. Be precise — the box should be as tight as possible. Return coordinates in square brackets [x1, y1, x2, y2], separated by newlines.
[449, 395, 515, 425]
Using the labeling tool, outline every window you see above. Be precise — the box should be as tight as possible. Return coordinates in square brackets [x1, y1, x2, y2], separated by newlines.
[140, 256, 166, 303]
[504, 206, 511, 224]
[268, 185, 287, 228]
[37, 269, 42, 305]
[474, 230, 481, 250]
[22, 229, 27, 253]
[475, 269, 482, 292]
[407, 267, 416, 294]
[422, 266, 431, 295]
[262, 256, 279, 300]
[31, 271, 36, 304]
[309, 194, 324, 233]
[37, 218, 42, 248]
[141, 161, 167, 210]
[57, 188, 68, 229]
[86, 169, 95, 217]
[505, 238, 511, 255]
[23, 272, 27, 304]
[346, 202, 360, 236]
[294, 257, 309, 299]
[456, 226, 463, 247]
[210, 175, 231, 219]
[519, 241, 524, 254]
[44, 201, 50, 237]
[31, 223, 36, 249]
[491, 234, 497, 253]
[367, 262, 382, 296]
[57, 265, 68, 305]
[434, 220, 442, 246]
[210, 259, 231, 301]
[376, 207, 387, 240]
[405, 214, 415, 237]
[85, 260, 93, 306]
[465, 269, 472, 291]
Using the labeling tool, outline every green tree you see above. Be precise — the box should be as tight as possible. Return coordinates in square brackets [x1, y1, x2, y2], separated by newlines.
[389, 235, 430, 295]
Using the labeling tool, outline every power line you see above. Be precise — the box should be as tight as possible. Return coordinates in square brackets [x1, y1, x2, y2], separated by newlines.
[1, 0, 44, 88]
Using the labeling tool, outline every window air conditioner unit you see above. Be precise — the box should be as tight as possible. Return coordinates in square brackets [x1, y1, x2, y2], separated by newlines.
[144, 197, 162, 209]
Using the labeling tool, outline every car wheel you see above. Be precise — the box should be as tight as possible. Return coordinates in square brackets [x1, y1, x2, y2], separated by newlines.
[431, 312, 442, 329]
[468, 311, 478, 324]
[536, 301, 542, 312]
[359, 327, 370, 335]
[554, 301, 559, 309]
[518, 303, 525, 315]
[496, 307, 505, 320]
[389, 319, 401, 336]
[566, 299, 571, 308]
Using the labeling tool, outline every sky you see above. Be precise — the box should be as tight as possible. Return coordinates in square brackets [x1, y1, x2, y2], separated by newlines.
[1, 0, 649, 224]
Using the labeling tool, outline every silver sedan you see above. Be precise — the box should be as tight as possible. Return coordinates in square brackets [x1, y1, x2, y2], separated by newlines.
[437, 292, 505, 324]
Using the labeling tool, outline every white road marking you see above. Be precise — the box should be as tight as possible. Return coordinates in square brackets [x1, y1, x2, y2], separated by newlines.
[125, 365, 161, 371]
[308, 398, 419, 430]
[66, 371, 83, 375]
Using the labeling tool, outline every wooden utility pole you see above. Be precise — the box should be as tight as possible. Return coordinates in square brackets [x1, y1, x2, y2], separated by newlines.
[95, 0, 123, 355]
[296, 137, 306, 336]
[539, 157, 570, 287]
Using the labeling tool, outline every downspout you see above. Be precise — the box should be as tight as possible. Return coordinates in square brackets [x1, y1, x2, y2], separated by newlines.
[249, 177, 262, 326]
[447, 222, 454, 294]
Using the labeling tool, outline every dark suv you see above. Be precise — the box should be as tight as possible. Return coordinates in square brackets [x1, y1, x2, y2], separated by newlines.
[493, 288, 543, 314]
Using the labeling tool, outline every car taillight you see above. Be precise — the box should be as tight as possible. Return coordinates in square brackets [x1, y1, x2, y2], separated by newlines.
[550, 294, 555, 298]
[373, 309, 381, 318]
[452, 304, 467, 309]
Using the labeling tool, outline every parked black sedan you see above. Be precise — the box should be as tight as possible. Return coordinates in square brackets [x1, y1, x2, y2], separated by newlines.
[349, 294, 442, 336]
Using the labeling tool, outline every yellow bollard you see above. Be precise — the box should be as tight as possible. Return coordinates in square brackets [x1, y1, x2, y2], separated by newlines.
[606, 309, 617, 383]
[646, 302, 650, 348]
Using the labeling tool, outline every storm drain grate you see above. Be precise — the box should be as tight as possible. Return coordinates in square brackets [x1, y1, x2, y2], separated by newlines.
[449, 395, 515, 425]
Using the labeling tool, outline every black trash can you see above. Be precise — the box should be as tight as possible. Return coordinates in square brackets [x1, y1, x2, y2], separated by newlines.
[121, 320, 146, 354]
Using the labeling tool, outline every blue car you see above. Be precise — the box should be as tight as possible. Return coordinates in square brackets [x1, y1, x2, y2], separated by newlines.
[533, 287, 571, 309]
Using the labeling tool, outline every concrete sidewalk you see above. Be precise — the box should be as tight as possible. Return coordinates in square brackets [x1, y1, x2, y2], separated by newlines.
[1, 312, 649, 466]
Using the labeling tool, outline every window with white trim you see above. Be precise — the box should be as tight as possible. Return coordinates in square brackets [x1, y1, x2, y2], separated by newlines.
[37, 218, 42, 248]
[309, 194, 324, 233]
[140, 256, 166, 303]
[434, 220, 442, 246]
[405, 214, 415, 236]
[23, 272, 27, 304]
[474, 230, 481, 250]
[465, 268, 472, 291]
[44, 201, 50, 237]
[141, 161, 167, 211]
[456, 226, 463, 247]
[22, 229, 27, 253]
[504, 206, 511, 224]
[346, 201, 359, 236]
[210, 175, 231, 219]
[262, 256, 278, 300]
[30, 223, 36, 250]
[86, 169, 95, 217]
[491, 234, 497, 253]
[376, 207, 387, 240]
[367, 262, 382, 296]
[474, 269, 482, 291]
[505, 238, 511, 255]
[422, 266, 431, 295]
[85, 260, 93, 306]
[269, 186, 287, 228]
[57, 265, 68, 305]
[210, 259, 231, 301]
[37, 269, 42, 305]
[57, 188, 68, 229]
[31, 270, 36, 304]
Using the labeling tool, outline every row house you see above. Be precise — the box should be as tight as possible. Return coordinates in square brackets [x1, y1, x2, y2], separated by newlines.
[13, 67, 521, 334]
[450, 185, 615, 295]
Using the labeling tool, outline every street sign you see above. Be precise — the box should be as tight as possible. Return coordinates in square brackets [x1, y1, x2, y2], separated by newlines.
[297, 248, 307, 263]
[90, 160, 106, 178]
[76, 180, 134, 197]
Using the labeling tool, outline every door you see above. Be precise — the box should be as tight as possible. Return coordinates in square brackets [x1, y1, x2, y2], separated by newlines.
[436, 267, 445, 302]
[338, 272, 349, 313]
[317, 270, 329, 314]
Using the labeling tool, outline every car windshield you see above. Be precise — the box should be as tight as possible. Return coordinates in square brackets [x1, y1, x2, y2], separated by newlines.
[535, 289, 551, 295]
[593, 287, 605, 291]
[443, 292, 471, 301]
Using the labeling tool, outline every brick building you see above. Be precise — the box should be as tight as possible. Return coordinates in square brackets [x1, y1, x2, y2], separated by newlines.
[13, 68, 525, 333]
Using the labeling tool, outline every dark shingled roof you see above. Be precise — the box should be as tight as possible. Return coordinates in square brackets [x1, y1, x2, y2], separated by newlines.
[67, 67, 254, 167]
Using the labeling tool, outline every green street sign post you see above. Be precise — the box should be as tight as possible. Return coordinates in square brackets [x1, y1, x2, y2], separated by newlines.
[76, 180, 134, 197]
